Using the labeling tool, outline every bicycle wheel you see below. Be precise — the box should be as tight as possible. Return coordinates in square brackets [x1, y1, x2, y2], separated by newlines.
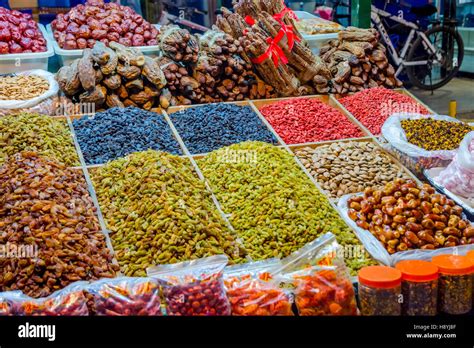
[406, 26, 464, 90]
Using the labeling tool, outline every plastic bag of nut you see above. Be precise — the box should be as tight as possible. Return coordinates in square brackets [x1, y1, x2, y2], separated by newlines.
[0, 70, 59, 116]
[4, 282, 90, 316]
[224, 259, 294, 316]
[147, 255, 231, 316]
[337, 179, 474, 266]
[86, 277, 162, 316]
[275, 233, 358, 316]
[381, 113, 473, 178]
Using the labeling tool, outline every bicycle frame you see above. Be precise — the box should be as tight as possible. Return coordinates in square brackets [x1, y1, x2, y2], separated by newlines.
[371, 6, 443, 77]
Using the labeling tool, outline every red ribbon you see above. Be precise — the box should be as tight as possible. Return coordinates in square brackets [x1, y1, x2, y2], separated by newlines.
[251, 29, 289, 66]
[273, 7, 300, 50]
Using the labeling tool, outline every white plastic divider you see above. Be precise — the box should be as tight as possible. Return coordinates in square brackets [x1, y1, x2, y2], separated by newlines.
[65, 116, 121, 272]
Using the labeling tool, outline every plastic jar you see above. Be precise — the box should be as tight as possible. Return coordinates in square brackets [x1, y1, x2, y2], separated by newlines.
[432, 254, 474, 315]
[467, 251, 474, 306]
[358, 266, 402, 316]
[395, 260, 438, 316]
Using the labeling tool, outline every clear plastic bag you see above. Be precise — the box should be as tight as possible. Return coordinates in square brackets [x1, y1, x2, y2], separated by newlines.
[224, 259, 293, 316]
[13, 282, 89, 316]
[276, 233, 358, 316]
[0, 70, 59, 116]
[0, 291, 23, 316]
[86, 277, 162, 316]
[436, 132, 474, 199]
[337, 193, 474, 266]
[147, 255, 231, 316]
[381, 113, 465, 176]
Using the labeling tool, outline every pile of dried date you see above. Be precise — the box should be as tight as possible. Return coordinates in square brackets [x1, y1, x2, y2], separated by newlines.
[0, 152, 118, 298]
[347, 179, 474, 254]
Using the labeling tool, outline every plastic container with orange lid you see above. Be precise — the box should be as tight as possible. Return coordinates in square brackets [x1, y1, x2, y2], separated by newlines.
[395, 260, 438, 316]
[466, 251, 474, 307]
[431, 254, 474, 315]
[358, 266, 402, 316]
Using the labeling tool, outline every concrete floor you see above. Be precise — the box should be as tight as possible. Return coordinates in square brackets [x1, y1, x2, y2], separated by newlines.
[409, 77, 474, 120]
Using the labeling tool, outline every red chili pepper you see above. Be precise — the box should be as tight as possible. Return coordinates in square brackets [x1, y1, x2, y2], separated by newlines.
[259, 97, 364, 144]
[339, 87, 430, 135]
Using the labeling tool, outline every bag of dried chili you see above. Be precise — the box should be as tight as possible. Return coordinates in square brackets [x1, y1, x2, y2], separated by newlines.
[147, 255, 231, 316]
[13, 282, 89, 316]
[86, 277, 162, 316]
[276, 233, 358, 316]
[224, 259, 294, 316]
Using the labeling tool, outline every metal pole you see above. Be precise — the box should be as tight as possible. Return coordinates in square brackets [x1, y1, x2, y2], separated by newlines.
[351, 0, 371, 29]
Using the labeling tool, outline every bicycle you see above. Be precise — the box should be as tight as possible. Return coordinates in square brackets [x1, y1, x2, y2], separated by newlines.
[371, 4, 464, 90]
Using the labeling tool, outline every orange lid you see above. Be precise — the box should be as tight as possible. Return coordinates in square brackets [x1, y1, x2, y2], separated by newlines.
[358, 266, 402, 289]
[395, 260, 438, 282]
[431, 255, 474, 276]
[467, 250, 474, 262]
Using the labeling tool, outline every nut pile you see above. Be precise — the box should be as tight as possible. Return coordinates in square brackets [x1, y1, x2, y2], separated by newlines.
[259, 97, 364, 144]
[347, 179, 474, 254]
[73, 107, 182, 165]
[0, 75, 49, 100]
[170, 104, 278, 154]
[296, 141, 410, 198]
[0, 152, 117, 298]
[197, 141, 374, 273]
[0, 113, 79, 166]
[339, 87, 430, 135]
[51, 0, 158, 49]
[401, 118, 473, 151]
[92, 150, 244, 277]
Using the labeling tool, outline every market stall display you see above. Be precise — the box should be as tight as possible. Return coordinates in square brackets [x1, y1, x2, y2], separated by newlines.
[0, 7, 47, 54]
[56, 42, 166, 110]
[148, 255, 231, 316]
[382, 114, 473, 177]
[50, 0, 158, 50]
[0, 113, 79, 166]
[91, 150, 244, 277]
[257, 97, 364, 144]
[431, 254, 473, 315]
[395, 260, 438, 316]
[168, 103, 278, 154]
[72, 107, 182, 165]
[320, 28, 403, 94]
[340, 87, 431, 135]
[358, 265, 402, 316]
[295, 140, 411, 199]
[0, 152, 118, 298]
[0, 70, 59, 116]
[197, 141, 374, 274]
[345, 179, 474, 255]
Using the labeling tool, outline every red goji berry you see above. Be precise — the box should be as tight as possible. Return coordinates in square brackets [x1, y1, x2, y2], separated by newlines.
[259, 98, 363, 144]
[339, 87, 430, 135]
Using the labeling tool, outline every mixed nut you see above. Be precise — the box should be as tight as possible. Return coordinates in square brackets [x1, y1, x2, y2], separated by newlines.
[296, 141, 410, 199]
[0, 113, 79, 167]
[0, 75, 49, 100]
[92, 150, 244, 277]
[347, 179, 474, 254]
[0, 152, 117, 298]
